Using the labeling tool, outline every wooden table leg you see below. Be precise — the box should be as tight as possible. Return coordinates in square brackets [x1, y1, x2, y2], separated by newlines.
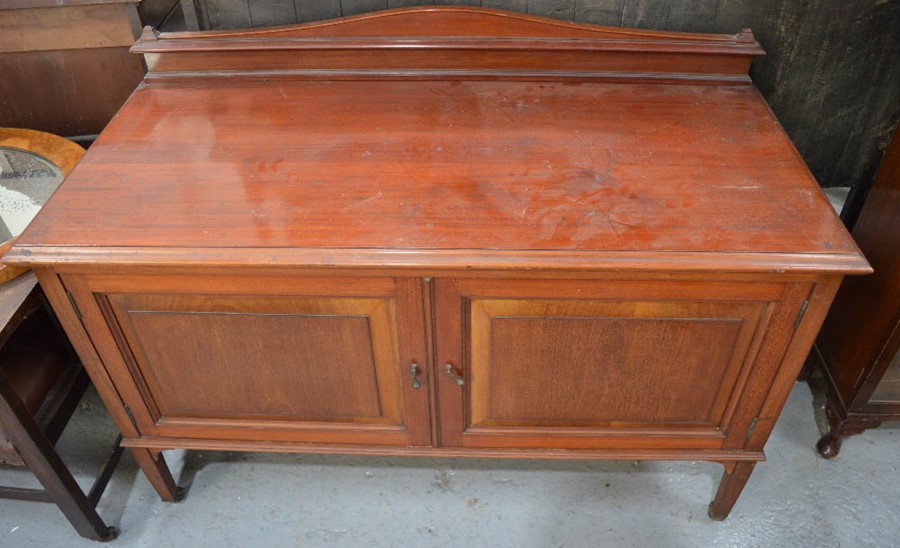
[0, 370, 118, 541]
[708, 461, 756, 521]
[129, 448, 184, 502]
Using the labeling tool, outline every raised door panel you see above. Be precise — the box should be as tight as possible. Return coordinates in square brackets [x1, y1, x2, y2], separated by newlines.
[66, 274, 431, 446]
[435, 278, 793, 450]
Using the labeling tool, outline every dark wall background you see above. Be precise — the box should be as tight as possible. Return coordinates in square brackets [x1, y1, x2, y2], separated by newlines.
[183, 0, 900, 210]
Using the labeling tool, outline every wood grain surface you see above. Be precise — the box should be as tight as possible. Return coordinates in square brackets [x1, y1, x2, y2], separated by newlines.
[177, 0, 900, 204]
[8, 78, 863, 273]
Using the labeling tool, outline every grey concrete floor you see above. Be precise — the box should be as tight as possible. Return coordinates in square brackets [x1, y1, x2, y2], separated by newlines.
[0, 378, 898, 547]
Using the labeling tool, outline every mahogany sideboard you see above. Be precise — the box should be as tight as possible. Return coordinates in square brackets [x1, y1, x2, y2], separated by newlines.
[3, 7, 870, 520]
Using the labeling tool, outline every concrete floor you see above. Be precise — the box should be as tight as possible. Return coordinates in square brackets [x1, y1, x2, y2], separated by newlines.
[0, 378, 898, 547]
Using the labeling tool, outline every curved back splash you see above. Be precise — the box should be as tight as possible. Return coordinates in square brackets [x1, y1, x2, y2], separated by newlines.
[133, 6, 763, 84]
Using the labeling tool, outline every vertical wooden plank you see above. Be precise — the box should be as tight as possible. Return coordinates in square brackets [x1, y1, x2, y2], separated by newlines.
[621, 0, 669, 29]
[574, 0, 624, 26]
[295, 0, 340, 21]
[387, 0, 433, 8]
[813, 3, 900, 199]
[204, 0, 252, 28]
[713, 0, 759, 33]
[483, 0, 526, 12]
[340, 0, 387, 16]
[179, 0, 202, 30]
[664, 0, 718, 32]
[249, 0, 297, 26]
[195, 0, 212, 29]
[527, 0, 576, 20]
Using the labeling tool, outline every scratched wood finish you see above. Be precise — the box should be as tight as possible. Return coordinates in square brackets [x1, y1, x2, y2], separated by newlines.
[4, 9, 869, 520]
[182, 0, 900, 211]
[11, 79, 864, 271]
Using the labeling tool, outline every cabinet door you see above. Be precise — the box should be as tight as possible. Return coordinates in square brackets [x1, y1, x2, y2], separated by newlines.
[66, 274, 431, 446]
[434, 278, 800, 450]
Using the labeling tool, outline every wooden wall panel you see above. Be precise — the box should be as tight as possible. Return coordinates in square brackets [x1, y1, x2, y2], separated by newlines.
[342, 0, 388, 16]
[204, 0, 252, 28]
[527, 0, 574, 19]
[574, 0, 624, 26]
[482, 0, 527, 11]
[248, 0, 297, 26]
[388, 0, 434, 8]
[294, 0, 340, 22]
[620, 0, 669, 29]
[175, 0, 900, 202]
[665, 0, 718, 32]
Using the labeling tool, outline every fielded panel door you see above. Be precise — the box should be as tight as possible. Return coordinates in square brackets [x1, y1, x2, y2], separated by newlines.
[434, 278, 805, 450]
[64, 273, 431, 446]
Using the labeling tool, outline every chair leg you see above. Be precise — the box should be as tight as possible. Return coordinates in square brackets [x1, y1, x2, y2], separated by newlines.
[0, 370, 117, 541]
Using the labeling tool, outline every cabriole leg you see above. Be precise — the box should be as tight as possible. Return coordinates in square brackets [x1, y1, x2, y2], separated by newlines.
[708, 461, 756, 521]
[816, 397, 881, 459]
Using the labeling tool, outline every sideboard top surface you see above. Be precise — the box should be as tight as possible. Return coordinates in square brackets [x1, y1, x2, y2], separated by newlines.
[5, 8, 868, 274]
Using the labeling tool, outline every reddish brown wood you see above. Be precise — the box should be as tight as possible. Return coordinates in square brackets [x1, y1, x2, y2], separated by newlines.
[709, 461, 756, 520]
[3, 7, 869, 520]
[132, 13, 761, 83]
[161, 7, 757, 41]
[6, 78, 866, 273]
[434, 278, 790, 451]
[811, 125, 900, 458]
